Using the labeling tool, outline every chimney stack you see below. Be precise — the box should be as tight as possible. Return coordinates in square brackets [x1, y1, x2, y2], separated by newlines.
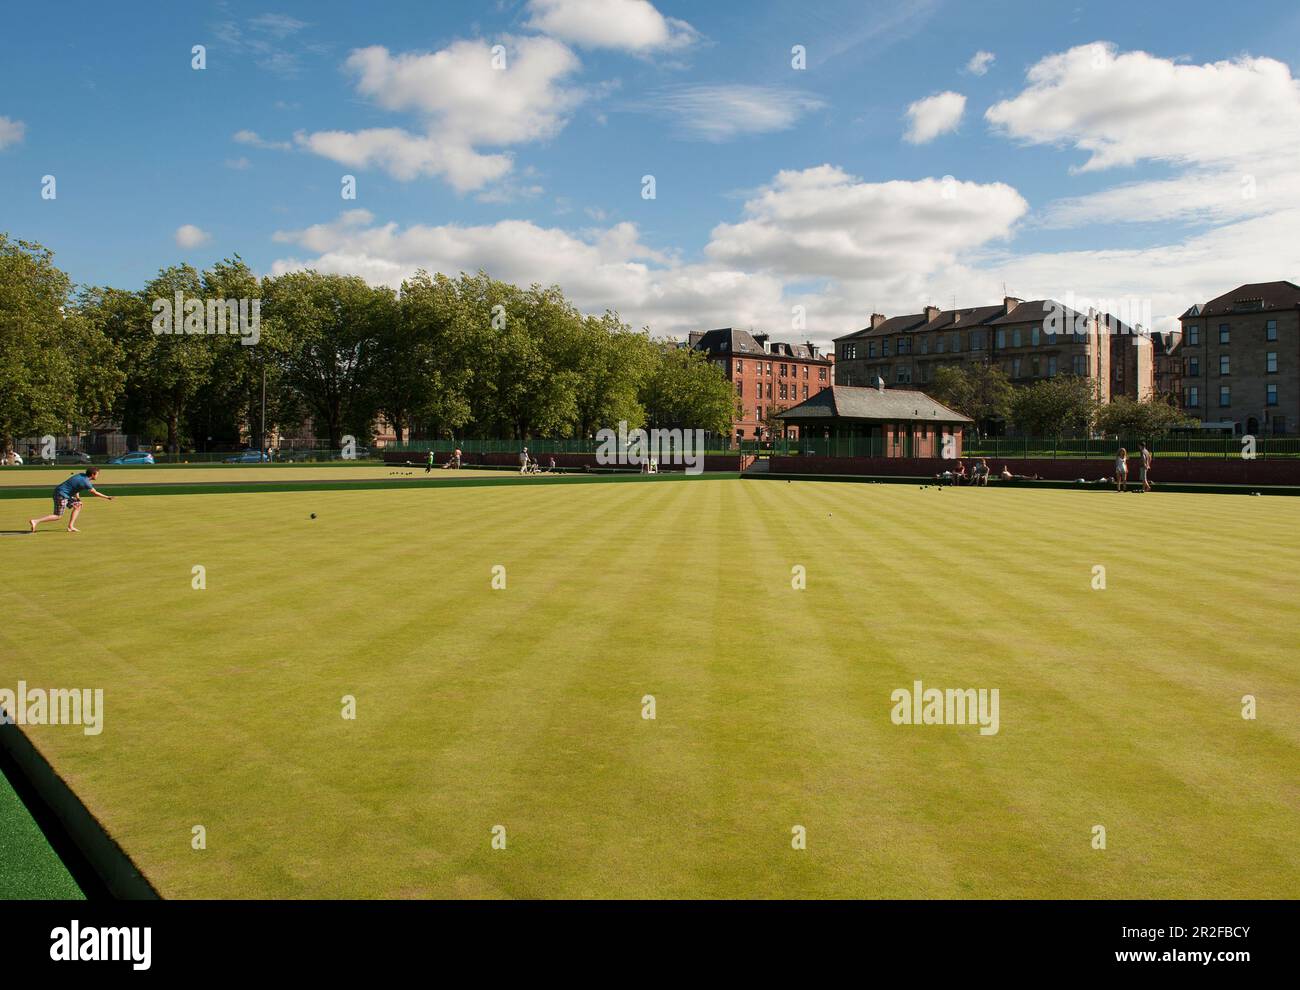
[753, 332, 770, 352]
[870, 313, 887, 329]
[687, 331, 704, 349]
[1003, 296, 1022, 316]
[924, 305, 941, 324]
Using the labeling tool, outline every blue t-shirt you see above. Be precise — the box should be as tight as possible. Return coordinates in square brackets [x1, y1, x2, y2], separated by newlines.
[54, 473, 95, 499]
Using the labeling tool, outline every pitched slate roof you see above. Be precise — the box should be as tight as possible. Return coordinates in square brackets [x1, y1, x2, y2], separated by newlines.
[1195, 281, 1300, 317]
[776, 386, 972, 424]
[690, 328, 768, 355]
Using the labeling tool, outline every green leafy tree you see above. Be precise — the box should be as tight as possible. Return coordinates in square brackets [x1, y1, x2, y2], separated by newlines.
[640, 343, 737, 434]
[572, 313, 656, 437]
[0, 235, 124, 454]
[931, 363, 1012, 433]
[262, 271, 393, 449]
[1095, 395, 1193, 439]
[1011, 375, 1099, 437]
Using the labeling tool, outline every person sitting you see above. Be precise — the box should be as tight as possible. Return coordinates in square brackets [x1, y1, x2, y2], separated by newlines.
[974, 458, 991, 486]
[1001, 464, 1014, 481]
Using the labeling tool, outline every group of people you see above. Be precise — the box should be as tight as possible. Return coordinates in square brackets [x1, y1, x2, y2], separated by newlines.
[519, 448, 557, 474]
[933, 443, 1154, 492]
[425, 449, 464, 472]
[935, 458, 1039, 487]
[1113, 444, 1153, 493]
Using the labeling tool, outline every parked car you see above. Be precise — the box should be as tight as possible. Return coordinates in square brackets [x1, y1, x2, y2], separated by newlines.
[50, 449, 91, 465]
[110, 451, 156, 465]
[223, 449, 271, 463]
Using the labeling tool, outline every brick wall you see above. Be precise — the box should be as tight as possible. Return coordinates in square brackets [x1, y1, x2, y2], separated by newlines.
[768, 455, 1300, 485]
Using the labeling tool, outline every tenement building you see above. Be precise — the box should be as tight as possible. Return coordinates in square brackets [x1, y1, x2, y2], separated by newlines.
[1178, 281, 1300, 435]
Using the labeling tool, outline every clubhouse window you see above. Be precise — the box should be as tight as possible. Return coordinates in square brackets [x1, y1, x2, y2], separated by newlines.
[1220, 355, 1230, 375]
[1266, 320, 1277, 341]
[1267, 384, 1278, 406]
[1219, 385, 1231, 407]
[1267, 352, 1277, 373]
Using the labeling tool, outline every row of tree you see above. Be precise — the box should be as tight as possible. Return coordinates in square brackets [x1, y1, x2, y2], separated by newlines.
[928, 363, 1192, 439]
[0, 234, 740, 454]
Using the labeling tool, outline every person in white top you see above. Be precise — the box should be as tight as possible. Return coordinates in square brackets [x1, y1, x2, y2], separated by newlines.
[1114, 447, 1128, 492]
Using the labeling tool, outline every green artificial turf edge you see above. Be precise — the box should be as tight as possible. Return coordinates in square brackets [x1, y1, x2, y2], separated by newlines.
[0, 745, 85, 900]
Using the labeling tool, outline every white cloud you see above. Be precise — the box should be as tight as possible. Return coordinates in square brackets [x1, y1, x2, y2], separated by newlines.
[524, 0, 699, 52]
[706, 165, 1027, 282]
[225, 156, 252, 170]
[634, 85, 823, 141]
[965, 50, 995, 75]
[233, 129, 293, 151]
[904, 91, 965, 144]
[269, 166, 1030, 340]
[986, 43, 1300, 174]
[0, 116, 25, 150]
[294, 38, 587, 192]
[988, 43, 1300, 229]
[175, 224, 211, 249]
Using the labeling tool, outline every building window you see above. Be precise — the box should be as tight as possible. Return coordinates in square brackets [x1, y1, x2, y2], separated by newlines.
[868, 341, 877, 358]
[842, 345, 855, 360]
[1012, 358, 1021, 378]
[896, 365, 911, 384]
[920, 335, 929, 355]
[996, 329, 1006, 349]
[1267, 384, 1278, 406]
[818, 368, 827, 381]
[1188, 356, 1199, 376]
[882, 340, 891, 357]
[1031, 327, 1040, 346]
[1072, 355, 1086, 375]
[778, 383, 787, 400]
[1267, 352, 1277, 373]
[1188, 324, 1200, 345]
[1266, 319, 1277, 341]
[1188, 386, 1199, 407]
[1220, 355, 1230, 375]
[936, 335, 946, 354]
[803, 385, 809, 398]
[779, 363, 788, 377]
[1219, 385, 1231, 407]
[971, 331, 984, 351]
[1047, 356, 1057, 377]
[736, 381, 743, 396]
[1219, 324, 1230, 344]
[766, 363, 772, 375]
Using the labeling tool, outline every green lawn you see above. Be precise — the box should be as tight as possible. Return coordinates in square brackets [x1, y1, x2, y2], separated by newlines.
[0, 478, 1296, 898]
[0, 761, 84, 899]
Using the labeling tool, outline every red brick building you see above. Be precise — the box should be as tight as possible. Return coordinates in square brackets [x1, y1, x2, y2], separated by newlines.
[689, 328, 834, 441]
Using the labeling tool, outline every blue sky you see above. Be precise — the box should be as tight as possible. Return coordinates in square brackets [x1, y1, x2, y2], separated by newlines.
[2, 0, 1299, 341]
